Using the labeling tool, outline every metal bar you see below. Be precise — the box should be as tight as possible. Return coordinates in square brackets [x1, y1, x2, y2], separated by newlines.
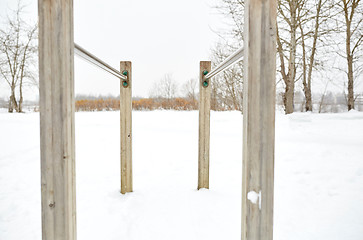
[204, 46, 243, 79]
[74, 43, 126, 80]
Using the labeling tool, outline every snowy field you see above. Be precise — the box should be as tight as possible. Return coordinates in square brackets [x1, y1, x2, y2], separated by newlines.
[1, 110, 363, 240]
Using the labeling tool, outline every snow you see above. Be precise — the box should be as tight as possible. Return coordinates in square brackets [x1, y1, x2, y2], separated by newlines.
[1, 110, 363, 240]
[247, 191, 261, 210]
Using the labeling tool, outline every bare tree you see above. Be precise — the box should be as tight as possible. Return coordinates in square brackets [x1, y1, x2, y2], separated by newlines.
[182, 78, 197, 100]
[149, 73, 178, 100]
[338, 0, 362, 110]
[212, 0, 244, 111]
[215, 0, 244, 41]
[182, 78, 198, 108]
[276, 0, 314, 114]
[0, 1, 37, 113]
[218, 0, 303, 114]
[217, 0, 359, 114]
[299, 0, 336, 111]
[210, 42, 243, 111]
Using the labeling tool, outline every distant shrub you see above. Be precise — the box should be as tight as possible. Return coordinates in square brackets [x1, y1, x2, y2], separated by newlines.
[75, 98, 119, 112]
[132, 98, 157, 110]
[75, 97, 198, 112]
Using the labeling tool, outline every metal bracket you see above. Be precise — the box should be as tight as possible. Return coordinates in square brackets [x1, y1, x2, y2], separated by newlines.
[122, 70, 129, 88]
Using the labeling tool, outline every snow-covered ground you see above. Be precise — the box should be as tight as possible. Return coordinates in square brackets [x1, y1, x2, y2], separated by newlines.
[1, 110, 363, 240]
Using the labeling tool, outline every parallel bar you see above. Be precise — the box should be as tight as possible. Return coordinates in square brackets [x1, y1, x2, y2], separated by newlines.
[39, 0, 76, 239]
[198, 61, 211, 190]
[242, 0, 276, 239]
[74, 43, 126, 80]
[204, 47, 243, 79]
[120, 61, 133, 194]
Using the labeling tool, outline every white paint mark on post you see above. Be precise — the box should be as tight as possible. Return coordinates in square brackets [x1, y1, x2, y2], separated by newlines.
[247, 191, 262, 210]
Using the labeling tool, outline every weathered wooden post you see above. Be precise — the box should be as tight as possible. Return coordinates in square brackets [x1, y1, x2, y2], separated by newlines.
[242, 0, 276, 239]
[38, 0, 76, 239]
[198, 61, 211, 189]
[120, 61, 133, 194]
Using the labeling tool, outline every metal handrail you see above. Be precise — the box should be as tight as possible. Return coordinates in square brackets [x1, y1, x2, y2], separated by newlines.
[204, 46, 243, 79]
[74, 43, 126, 80]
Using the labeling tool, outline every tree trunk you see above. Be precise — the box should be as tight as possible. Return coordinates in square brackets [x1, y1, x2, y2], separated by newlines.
[304, 0, 322, 112]
[277, 26, 295, 114]
[344, 2, 354, 111]
[285, 21, 297, 113]
[282, 0, 298, 114]
[18, 78, 23, 113]
[18, 95, 23, 113]
[8, 97, 13, 113]
[9, 87, 18, 113]
[347, 53, 354, 110]
[300, 23, 313, 112]
[304, 87, 312, 111]
[284, 82, 295, 114]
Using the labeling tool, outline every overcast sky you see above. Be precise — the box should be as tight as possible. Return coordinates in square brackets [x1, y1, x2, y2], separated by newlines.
[0, 0, 228, 100]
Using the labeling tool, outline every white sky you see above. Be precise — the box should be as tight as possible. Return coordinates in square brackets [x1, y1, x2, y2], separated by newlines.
[0, 0, 227, 100]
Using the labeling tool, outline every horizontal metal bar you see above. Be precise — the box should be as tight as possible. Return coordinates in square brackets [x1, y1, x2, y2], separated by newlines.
[204, 46, 243, 79]
[74, 43, 126, 80]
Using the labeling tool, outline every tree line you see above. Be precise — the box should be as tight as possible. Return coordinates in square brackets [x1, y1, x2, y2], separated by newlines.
[1, 0, 362, 113]
[215, 0, 362, 114]
[73, 81, 363, 112]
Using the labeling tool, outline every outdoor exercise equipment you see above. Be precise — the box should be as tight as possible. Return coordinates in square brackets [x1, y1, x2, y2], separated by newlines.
[38, 0, 276, 239]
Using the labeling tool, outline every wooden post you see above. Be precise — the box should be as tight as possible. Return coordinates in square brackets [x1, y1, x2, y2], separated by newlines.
[120, 61, 133, 194]
[198, 61, 211, 189]
[242, 0, 276, 239]
[38, 0, 76, 239]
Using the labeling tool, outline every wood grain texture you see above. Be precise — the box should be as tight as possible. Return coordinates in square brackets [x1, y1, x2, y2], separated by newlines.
[242, 0, 277, 239]
[120, 61, 133, 194]
[198, 61, 211, 190]
[38, 0, 76, 239]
